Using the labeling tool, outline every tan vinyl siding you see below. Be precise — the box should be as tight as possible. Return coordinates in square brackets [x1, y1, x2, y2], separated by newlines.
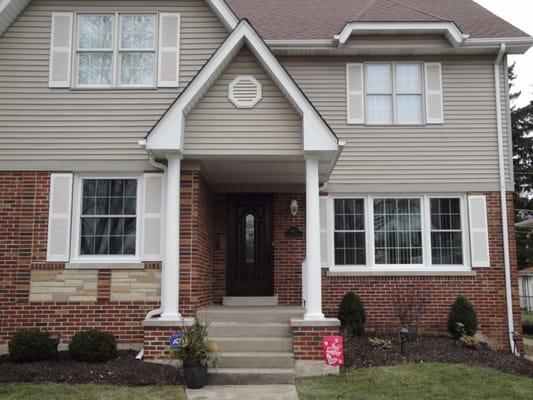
[184, 47, 302, 157]
[0, 0, 227, 171]
[281, 55, 511, 193]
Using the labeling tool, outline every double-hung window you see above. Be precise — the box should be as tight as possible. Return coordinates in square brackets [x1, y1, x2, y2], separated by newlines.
[75, 13, 156, 88]
[364, 62, 424, 125]
[77, 178, 139, 259]
[330, 196, 467, 270]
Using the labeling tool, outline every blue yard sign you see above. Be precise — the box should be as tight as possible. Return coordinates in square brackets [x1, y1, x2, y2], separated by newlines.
[169, 332, 185, 349]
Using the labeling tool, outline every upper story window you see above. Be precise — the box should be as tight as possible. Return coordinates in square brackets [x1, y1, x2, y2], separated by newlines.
[76, 14, 156, 88]
[366, 63, 423, 125]
[346, 62, 444, 125]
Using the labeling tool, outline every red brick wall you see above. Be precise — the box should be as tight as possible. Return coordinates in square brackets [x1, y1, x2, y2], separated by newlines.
[292, 325, 340, 360]
[143, 326, 181, 361]
[322, 192, 522, 351]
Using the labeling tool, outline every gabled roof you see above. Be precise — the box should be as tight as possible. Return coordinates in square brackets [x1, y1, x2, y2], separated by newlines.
[146, 19, 339, 156]
[225, 0, 531, 40]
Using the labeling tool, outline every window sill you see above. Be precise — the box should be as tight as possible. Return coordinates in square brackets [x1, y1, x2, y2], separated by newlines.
[327, 267, 476, 277]
[65, 262, 144, 270]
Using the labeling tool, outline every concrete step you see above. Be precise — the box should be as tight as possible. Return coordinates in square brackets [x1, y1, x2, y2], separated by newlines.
[208, 322, 291, 338]
[198, 306, 304, 323]
[223, 296, 278, 306]
[217, 352, 295, 369]
[213, 337, 293, 353]
[208, 368, 295, 385]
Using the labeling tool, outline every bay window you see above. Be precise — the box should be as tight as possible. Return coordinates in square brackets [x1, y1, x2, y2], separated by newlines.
[331, 195, 468, 270]
[75, 13, 156, 88]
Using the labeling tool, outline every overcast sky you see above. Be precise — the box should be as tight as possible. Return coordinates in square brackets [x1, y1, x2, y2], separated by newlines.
[474, 0, 533, 107]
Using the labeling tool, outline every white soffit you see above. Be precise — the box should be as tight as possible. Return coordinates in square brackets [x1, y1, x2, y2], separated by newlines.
[146, 19, 339, 156]
[334, 21, 470, 48]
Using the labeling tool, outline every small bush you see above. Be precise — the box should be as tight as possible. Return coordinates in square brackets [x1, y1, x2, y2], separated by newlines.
[69, 329, 117, 362]
[369, 337, 391, 349]
[447, 295, 478, 338]
[457, 333, 480, 350]
[338, 292, 366, 336]
[8, 330, 57, 362]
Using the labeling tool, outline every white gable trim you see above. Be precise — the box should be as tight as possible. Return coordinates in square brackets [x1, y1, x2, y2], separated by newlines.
[334, 21, 470, 48]
[207, 0, 238, 31]
[146, 19, 339, 155]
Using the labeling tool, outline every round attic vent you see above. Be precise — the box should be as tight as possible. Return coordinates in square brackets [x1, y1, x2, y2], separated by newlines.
[229, 75, 262, 108]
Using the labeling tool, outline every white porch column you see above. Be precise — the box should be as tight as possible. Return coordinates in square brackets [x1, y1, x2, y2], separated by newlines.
[160, 153, 182, 321]
[304, 157, 325, 320]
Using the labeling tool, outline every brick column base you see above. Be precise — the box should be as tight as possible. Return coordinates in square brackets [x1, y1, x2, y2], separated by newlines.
[142, 319, 195, 363]
[291, 318, 341, 377]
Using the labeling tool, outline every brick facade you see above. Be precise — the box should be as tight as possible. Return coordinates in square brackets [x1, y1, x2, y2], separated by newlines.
[292, 325, 340, 361]
[0, 170, 522, 354]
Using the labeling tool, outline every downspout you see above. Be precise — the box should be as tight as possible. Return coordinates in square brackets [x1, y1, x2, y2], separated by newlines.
[493, 43, 518, 355]
[138, 139, 166, 322]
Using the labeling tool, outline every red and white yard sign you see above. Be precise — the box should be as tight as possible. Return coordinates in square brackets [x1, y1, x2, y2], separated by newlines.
[322, 336, 344, 366]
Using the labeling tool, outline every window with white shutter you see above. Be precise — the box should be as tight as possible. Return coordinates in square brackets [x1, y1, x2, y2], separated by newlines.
[424, 62, 444, 124]
[346, 63, 365, 124]
[47, 174, 74, 261]
[319, 196, 329, 267]
[141, 173, 164, 261]
[49, 13, 73, 88]
[468, 195, 490, 267]
[158, 12, 180, 87]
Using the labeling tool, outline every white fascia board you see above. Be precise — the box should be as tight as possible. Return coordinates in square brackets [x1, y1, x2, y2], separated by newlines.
[206, 0, 239, 31]
[146, 20, 338, 154]
[0, 0, 31, 36]
[335, 21, 469, 48]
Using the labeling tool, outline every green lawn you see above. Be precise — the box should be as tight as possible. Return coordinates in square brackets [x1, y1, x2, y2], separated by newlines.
[297, 363, 533, 400]
[0, 383, 184, 400]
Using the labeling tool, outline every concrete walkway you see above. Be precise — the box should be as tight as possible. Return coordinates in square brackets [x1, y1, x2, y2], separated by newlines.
[186, 385, 298, 400]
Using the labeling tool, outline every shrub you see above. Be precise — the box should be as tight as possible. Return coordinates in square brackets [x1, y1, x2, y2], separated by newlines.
[447, 295, 478, 338]
[69, 329, 117, 362]
[369, 337, 391, 349]
[457, 333, 480, 349]
[393, 289, 428, 336]
[338, 292, 366, 336]
[8, 330, 57, 362]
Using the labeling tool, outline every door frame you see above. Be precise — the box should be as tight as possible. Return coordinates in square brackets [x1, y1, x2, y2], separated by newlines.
[226, 193, 274, 296]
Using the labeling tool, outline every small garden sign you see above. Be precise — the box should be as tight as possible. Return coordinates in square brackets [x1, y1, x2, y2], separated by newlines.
[322, 336, 344, 366]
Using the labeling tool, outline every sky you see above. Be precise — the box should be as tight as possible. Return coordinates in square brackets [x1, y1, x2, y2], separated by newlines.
[474, 0, 533, 107]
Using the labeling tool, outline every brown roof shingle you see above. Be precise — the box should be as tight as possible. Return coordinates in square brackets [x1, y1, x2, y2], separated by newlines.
[225, 0, 530, 40]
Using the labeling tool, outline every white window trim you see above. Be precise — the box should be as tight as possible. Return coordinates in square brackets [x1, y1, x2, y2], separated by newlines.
[327, 194, 471, 273]
[359, 61, 426, 126]
[69, 174, 144, 264]
[72, 12, 159, 89]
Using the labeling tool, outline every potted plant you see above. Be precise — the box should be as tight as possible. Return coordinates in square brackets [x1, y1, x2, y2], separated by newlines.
[168, 320, 218, 389]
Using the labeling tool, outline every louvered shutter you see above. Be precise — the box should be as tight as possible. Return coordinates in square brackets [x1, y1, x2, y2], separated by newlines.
[468, 195, 490, 267]
[346, 63, 365, 124]
[47, 174, 73, 261]
[319, 197, 329, 267]
[158, 13, 180, 87]
[49, 12, 73, 88]
[424, 63, 444, 124]
[141, 173, 164, 261]
[229, 76, 262, 108]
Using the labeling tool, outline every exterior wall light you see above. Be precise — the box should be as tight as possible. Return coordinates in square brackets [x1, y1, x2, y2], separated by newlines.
[290, 199, 299, 216]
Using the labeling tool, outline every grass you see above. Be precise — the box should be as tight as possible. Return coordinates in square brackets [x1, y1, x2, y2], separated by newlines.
[0, 383, 185, 400]
[296, 363, 533, 400]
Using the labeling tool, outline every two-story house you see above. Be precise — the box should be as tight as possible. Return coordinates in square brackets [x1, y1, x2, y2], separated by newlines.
[1, 0, 532, 384]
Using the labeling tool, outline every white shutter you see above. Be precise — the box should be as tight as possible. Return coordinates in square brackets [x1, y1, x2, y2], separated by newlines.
[47, 174, 73, 262]
[424, 62, 444, 124]
[320, 196, 328, 267]
[468, 195, 490, 267]
[141, 173, 164, 261]
[49, 12, 73, 88]
[158, 13, 180, 87]
[346, 63, 365, 124]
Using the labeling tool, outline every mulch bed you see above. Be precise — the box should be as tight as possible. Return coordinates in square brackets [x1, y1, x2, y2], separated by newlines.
[344, 333, 533, 378]
[0, 351, 183, 386]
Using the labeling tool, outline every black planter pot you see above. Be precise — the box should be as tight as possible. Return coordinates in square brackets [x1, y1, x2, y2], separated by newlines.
[183, 359, 208, 389]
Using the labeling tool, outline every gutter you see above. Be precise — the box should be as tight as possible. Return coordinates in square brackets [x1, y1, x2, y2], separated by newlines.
[493, 43, 518, 355]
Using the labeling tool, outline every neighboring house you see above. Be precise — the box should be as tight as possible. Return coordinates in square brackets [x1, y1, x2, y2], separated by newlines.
[0, 0, 532, 383]
[519, 267, 533, 312]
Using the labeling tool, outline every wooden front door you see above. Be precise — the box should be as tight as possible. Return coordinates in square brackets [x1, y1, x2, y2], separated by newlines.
[227, 194, 274, 296]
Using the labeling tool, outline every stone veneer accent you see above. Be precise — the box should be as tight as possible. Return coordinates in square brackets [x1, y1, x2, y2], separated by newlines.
[29, 269, 98, 302]
[110, 270, 161, 302]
